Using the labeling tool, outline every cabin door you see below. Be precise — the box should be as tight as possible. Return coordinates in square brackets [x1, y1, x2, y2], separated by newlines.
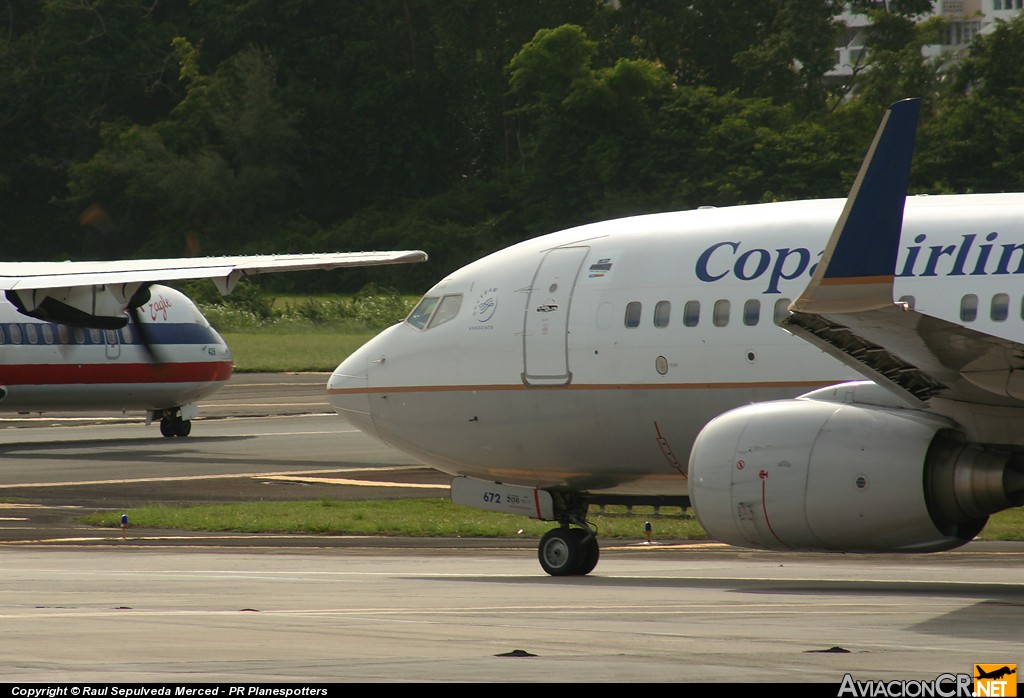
[522, 246, 588, 386]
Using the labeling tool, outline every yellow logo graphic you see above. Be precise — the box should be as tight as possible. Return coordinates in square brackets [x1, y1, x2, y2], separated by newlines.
[975, 664, 1017, 697]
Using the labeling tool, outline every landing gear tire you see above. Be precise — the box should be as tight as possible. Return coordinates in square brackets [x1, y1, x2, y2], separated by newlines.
[572, 527, 600, 576]
[160, 415, 192, 438]
[538, 528, 582, 576]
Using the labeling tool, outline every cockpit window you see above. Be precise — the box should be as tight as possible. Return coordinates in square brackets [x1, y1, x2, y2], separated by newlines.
[406, 296, 440, 330]
[407, 293, 464, 331]
[428, 294, 463, 329]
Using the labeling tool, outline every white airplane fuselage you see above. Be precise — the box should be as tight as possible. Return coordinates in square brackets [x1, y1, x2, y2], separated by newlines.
[329, 194, 1024, 496]
[0, 284, 232, 415]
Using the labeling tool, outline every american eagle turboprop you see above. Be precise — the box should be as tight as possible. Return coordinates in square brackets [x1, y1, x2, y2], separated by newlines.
[328, 100, 1024, 575]
[0, 250, 425, 436]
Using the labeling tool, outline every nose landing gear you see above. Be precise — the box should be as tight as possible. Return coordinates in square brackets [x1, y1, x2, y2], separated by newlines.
[538, 525, 599, 576]
[159, 413, 192, 437]
[151, 405, 197, 437]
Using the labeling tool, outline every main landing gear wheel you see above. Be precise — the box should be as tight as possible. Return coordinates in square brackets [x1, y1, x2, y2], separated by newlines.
[538, 527, 600, 576]
[160, 415, 192, 438]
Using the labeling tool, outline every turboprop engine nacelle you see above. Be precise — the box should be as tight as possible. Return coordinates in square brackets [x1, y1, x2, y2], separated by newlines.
[5, 283, 150, 329]
[688, 390, 1024, 553]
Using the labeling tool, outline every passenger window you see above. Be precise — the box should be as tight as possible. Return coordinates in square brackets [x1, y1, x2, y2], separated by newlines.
[743, 299, 760, 326]
[683, 300, 700, 327]
[406, 296, 440, 331]
[73, 327, 85, 345]
[25, 324, 37, 344]
[58, 325, 70, 344]
[653, 301, 671, 328]
[0, 325, 6, 344]
[121, 325, 133, 344]
[713, 299, 730, 327]
[960, 294, 978, 322]
[41, 324, 53, 344]
[773, 298, 791, 325]
[9, 325, 20, 344]
[89, 329, 102, 344]
[991, 293, 1009, 322]
[624, 301, 642, 328]
[428, 294, 463, 329]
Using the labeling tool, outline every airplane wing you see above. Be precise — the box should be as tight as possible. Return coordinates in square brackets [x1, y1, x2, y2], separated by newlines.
[0, 250, 428, 294]
[0, 250, 428, 328]
[782, 99, 1024, 409]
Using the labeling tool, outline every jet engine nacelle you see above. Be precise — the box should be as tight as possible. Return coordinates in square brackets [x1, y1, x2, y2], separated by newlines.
[688, 397, 1022, 553]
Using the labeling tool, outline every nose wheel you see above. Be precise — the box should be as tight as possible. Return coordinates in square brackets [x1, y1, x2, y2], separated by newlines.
[538, 526, 600, 576]
[159, 413, 192, 437]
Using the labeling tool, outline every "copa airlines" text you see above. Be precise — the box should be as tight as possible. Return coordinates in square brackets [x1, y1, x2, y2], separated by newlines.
[695, 232, 1024, 293]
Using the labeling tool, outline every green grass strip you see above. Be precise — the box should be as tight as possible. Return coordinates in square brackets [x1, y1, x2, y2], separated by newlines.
[82, 499, 708, 539]
[82, 499, 1023, 541]
[220, 327, 377, 372]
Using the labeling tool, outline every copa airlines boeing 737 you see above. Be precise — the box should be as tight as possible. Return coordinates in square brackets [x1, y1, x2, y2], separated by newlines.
[0, 251, 425, 436]
[328, 99, 1024, 575]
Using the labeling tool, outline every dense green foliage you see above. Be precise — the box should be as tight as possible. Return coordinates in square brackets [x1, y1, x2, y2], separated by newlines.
[176, 278, 415, 330]
[4, 1, 1021, 293]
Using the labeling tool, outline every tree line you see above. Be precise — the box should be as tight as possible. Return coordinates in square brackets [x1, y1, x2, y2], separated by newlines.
[2, 0, 1022, 292]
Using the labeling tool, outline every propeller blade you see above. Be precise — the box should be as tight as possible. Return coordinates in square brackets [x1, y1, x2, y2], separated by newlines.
[129, 305, 159, 362]
[126, 285, 158, 362]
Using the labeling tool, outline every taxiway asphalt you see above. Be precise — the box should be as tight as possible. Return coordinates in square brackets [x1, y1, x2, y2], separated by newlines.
[0, 374, 1021, 683]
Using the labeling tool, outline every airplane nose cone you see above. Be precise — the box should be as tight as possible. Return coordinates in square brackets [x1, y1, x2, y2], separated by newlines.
[328, 354, 375, 434]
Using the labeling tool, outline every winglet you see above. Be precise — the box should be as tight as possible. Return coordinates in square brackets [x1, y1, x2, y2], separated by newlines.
[791, 98, 920, 314]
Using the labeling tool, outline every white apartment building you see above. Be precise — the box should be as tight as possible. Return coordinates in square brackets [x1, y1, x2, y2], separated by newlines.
[831, 1, 1023, 78]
